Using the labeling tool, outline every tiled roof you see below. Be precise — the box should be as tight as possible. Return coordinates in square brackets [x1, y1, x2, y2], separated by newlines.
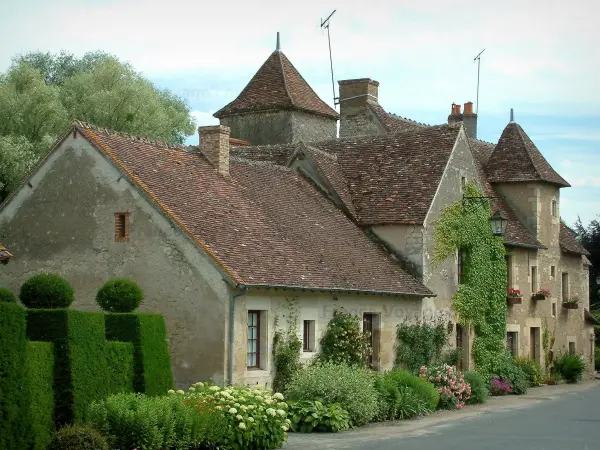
[230, 143, 297, 166]
[76, 122, 430, 296]
[0, 243, 13, 262]
[214, 51, 339, 120]
[486, 123, 570, 187]
[368, 103, 430, 133]
[559, 222, 590, 256]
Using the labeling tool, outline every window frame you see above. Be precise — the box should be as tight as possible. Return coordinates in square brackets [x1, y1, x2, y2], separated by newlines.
[458, 249, 467, 285]
[507, 331, 518, 357]
[114, 212, 130, 242]
[562, 272, 569, 301]
[531, 266, 538, 294]
[247, 310, 261, 369]
[303, 320, 315, 353]
[551, 199, 557, 218]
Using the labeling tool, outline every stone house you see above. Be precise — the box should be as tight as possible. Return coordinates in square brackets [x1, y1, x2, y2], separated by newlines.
[0, 41, 594, 387]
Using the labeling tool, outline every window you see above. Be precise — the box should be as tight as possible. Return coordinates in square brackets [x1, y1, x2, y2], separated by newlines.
[551, 302, 557, 317]
[568, 342, 576, 355]
[363, 313, 381, 370]
[458, 249, 467, 284]
[551, 200, 557, 218]
[562, 272, 569, 301]
[247, 311, 261, 369]
[114, 212, 130, 242]
[507, 332, 518, 357]
[505, 255, 513, 288]
[551, 266, 556, 277]
[530, 327, 540, 361]
[531, 266, 538, 293]
[461, 176, 467, 190]
[303, 320, 315, 352]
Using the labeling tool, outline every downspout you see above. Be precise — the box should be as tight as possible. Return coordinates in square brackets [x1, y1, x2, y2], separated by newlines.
[228, 284, 248, 386]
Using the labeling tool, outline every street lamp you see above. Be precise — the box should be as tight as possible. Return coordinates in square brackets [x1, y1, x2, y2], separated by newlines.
[462, 195, 509, 238]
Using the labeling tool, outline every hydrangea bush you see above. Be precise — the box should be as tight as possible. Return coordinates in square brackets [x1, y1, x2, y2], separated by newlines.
[178, 382, 290, 450]
[419, 364, 471, 409]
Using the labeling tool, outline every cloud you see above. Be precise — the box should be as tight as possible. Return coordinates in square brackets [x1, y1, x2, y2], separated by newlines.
[191, 110, 218, 127]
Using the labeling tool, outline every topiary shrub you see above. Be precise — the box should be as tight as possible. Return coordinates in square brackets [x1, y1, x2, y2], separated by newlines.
[25, 341, 55, 450]
[47, 424, 108, 450]
[554, 352, 586, 383]
[20, 273, 74, 309]
[95, 279, 143, 313]
[463, 371, 488, 404]
[0, 288, 17, 303]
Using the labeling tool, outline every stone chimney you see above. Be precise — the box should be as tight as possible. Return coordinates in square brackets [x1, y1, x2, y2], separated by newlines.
[337, 78, 380, 138]
[199, 125, 230, 176]
[447, 102, 477, 139]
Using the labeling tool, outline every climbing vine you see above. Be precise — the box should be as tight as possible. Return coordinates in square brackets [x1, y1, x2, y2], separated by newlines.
[432, 183, 507, 377]
[272, 297, 302, 393]
[395, 318, 449, 373]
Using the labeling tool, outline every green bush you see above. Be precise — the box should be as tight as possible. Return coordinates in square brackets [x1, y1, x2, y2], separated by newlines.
[273, 328, 302, 395]
[26, 309, 109, 424]
[25, 341, 55, 450]
[374, 373, 432, 421]
[463, 371, 488, 404]
[47, 424, 108, 450]
[20, 273, 74, 309]
[318, 310, 371, 367]
[105, 342, 135, 395]
[105, 313, 173, 395]
[490, 354, 529, 395]
[96, 279, 143, 313]
[87, 392, 228, 450]
[287, 400, 350, 432]
[513, 357, 543, 387]
[441, 347, 463, 367]
[595, 347, 600, 372]
[0, 302, 28, 450]
[555, 353, 586, 383]
[382, 369, 440, 411]
[0, 287, 17, 303]
[395, 319, 449, 373]
[285, 361, 378, 427]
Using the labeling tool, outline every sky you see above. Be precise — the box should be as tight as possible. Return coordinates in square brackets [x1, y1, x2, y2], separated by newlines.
[1, 0, 599, 226]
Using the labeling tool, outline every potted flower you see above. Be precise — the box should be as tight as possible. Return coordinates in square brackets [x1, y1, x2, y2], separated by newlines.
[532, 288, 551, 301]
[507, 288, 522, 305]
[563, 297, 580, 310]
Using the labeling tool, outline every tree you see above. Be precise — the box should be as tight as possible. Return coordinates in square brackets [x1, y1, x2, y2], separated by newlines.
[573, 216, 600, 308]
[0, 50, 196, 202]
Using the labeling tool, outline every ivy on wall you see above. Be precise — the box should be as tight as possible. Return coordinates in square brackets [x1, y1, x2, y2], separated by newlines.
[272, 297, 302, 393]
[395, 318, 449, 373]
[432, 183, 507, 376]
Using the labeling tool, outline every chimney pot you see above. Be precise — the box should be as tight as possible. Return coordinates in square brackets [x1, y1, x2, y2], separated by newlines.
[464, 102, 474, 115]
[198, 125, 230, 176]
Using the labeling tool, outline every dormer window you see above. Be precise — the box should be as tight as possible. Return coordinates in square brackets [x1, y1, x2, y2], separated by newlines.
[551, 200, 557, 218]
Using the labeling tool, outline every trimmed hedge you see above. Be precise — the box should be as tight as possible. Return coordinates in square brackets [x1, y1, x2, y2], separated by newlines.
[0, 302, 27, 450]
[20, 273, 74, 309]
[0, 287, 17, 303]
[25, 341, 55, 450]
[96, 279, 144, 313]
[26, 309, 109, 424]
[105, 313, 173, 395]
[106, 342, 135, 395]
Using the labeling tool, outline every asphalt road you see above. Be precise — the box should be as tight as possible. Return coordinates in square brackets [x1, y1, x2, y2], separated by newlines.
[285, 384, 600, 450]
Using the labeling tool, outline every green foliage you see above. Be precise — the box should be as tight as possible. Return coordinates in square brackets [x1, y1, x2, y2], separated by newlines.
[441, 347, 463, 367]
[380, 369, 440, 411]
[595, 347, 600, 371]
[98, 279, 143, 313]
[463, 371, 488, 404]
[25, 341, 55, 450]
[432, 183, 507, 376]
[0, 302, 27, 450]
[273, 298, 302, 394]
[285, 361, 378, 427]
[318, 309, 371, 367]
[47, 424, 108, 450]
[374, 372, 433, 421]
[287, 400, 350, 432]
[542, 318, 556, 376]
[0, 287, 17, 303]
[513, 357, 544, 387]
[105, 313, 173, 395]
[554, 352, 586, 383]
[0, 135, 39, 197]
[96, 278, 144, 313]
[20, 273, 74, 309]
[395, 318, 449, 372]
[490, 354, 529, 394]
[105, 342, 135, 395]
[87, 392, 226, 450]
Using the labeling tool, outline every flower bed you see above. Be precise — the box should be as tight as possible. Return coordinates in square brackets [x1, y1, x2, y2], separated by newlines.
[418, 364, 471, 409]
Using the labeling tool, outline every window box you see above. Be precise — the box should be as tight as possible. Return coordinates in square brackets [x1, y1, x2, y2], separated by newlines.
[507, 288, 522, 305]
[532, 288, 551, 301]
[563, 297, 580, 310]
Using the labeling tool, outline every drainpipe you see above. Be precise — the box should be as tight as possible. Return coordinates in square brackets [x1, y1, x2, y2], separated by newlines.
[228, 284, 248, 386]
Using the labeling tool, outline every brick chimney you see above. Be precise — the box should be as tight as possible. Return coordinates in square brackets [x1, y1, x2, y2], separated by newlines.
[337, 78, 380, 138]
[462, 101, 477, 139]
[199, 125, 230, 176]
[448, 103, 462, 124]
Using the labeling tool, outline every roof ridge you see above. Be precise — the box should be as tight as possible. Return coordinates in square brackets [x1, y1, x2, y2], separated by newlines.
[513, 123, 541, 180]
[73, 120, 188, 151]
[277, 51, 294, 110]
[386, 110, 430, 128]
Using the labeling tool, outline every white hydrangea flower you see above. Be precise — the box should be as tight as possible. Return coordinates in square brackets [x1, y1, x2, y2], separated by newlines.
[272, 393, 284, 400]
[239, 396, 246, 401]
[167, 390, 175, 395]
[209, 386, 221, 391]
[276, 409, 286, 416]
[234, 402, 241, 408]
[195, 382, 204, 388]
[239, 422, 246, 430]
[282, 425, 289, 431]
[229, 408, 238, 414]
[188, 387, 195, 392]
[285, 418, 291, 425]
[266, 408, 276, 417]
[240, 405, 248, 411]
[248, 417, 255, 422]
[236, 414, 243, 420]
[176, 390, 185, 395]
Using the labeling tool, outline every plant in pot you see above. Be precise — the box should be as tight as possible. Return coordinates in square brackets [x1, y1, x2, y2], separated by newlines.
[507, 288, 522, 305]
[532, 288, 551, 301]
[563, 297, 580, 310]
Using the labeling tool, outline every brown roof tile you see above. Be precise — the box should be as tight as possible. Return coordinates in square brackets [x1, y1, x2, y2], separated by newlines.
[214, 51, 339, 119]
[76, 122, 430, 296]
[486, 122, 570, 187]
[559, 222, 590, 256]
[368, 103, 430, 133]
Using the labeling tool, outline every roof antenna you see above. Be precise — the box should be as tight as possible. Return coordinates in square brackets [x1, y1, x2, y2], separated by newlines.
[320, 10, 337, 108]
[474, 49, 485, 115]
[276, 31, 280, 51]
[510, 108, 514, 123]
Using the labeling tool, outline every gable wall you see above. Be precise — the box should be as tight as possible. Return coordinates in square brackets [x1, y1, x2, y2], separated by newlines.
[290, 111, 337, 143]
[219, 111, 293, 145]
[0, 134, 230, 388]
[339, 102, 386, 137]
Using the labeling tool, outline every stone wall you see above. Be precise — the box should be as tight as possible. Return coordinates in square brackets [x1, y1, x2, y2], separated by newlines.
[338, 102, 385, 138]
[0, 135, 230, 389]
[290, 111, 337, 143]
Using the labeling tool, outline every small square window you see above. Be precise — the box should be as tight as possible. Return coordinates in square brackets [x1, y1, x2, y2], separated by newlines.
[461, 176, 467, 190]
[568, 342, 576, 355]
[115, 212, 129, 242]
[551, 200, 557, 218]
[303, 320, 315, 352]
[550, 266, 556, 277]
[551, 302, 557, 317]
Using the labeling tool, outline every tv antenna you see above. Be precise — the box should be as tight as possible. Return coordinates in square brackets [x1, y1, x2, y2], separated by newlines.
[320, 10, 337, 107]
[474, 48, 485, 115]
